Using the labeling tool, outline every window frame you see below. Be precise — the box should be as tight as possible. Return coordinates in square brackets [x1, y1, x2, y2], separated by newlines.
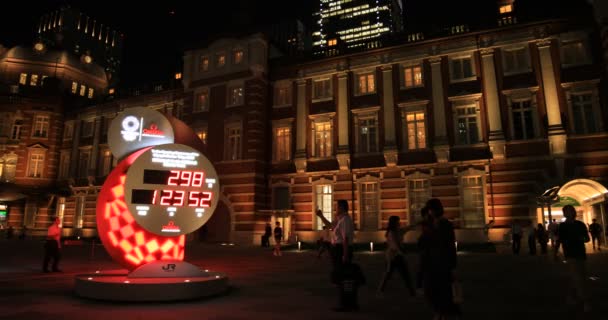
[406, 172, 432, 225]
[216, 52, 226, 68]
[233, 49, 244, 64]
[224, 121, 242, 161]
[451, 98, 483, 145]
[401, 64, 424, 89]
[313, 179, 334, 231]
[273, 82, 292, 108]
[358, 176, 380, 231]
[226, 84, 244, 107]
[312, 77, 333, 102]
[505, 89, 540, 140]
[309, 113, 335, 159]
[563, 83, 603, 135]
[32, 114, 50, 139]
[352, 107, 380, 154]
[459, 169, 487, 229]
[502, 46, 531, 75]
[355, 71, 376, 95]
[200, 55, 210, 72]
[560, 39, 590, 67]
[193, 87, 210, 112]
[273, 122, 293, 162]
[26, 149, 45, 178]
[449, 55, 476, 82]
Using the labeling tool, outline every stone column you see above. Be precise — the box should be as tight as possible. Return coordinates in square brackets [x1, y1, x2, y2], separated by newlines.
[294, 79, 308, 173]
[336, 72, 350, 170]
[481, 48, 506, 159]
[90, 117, 102, 177]
[430, 57, 449, 162]
[381, 65, 398, 166]
[537, 39, 567, 155]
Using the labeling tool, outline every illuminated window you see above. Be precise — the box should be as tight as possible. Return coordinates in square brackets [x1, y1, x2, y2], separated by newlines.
[510, 99, 535, 140]
[315, 184, 332, 230]
[78, 149, 91, 177]
[217, 54, 226, 67]
[454, 104, 480, 145]
[41, 75, 48, 86]
[561, 41, 587, 66]
[32, 115, 49, 138]
[108, 88, 115, 95]
[11, 120, 23, 140]
[408, 179, 431, 224]
[88, 88, 94, 99]
[450, 56, 474, 81]
[194, 89, 209, 112]
[571, 93, 598, 134]
[313, 121, 332, 157]
[100, 150, 112, 176]
[357, 72, 375, 94]
[19, 73, 28, 85]
[63, 122, 74, 140]
[30, 74, 39, 86]
[154, 85, 163, 92]
[274, 127, 291, 161]
[27, 152, 45, 178]
[328, 39, 337, 46]
[403, 65, 423, 88]
[355, 114, 378, 153]
[81, 120, 94, 137]
[1, 155, 17, 182]
[71, 82, 78, 94]
[197, 128, 208, 145]
[405, 111, 427, 150]
[499, 4, 512, 14]
[200, 56, 209, 72]
[233, 50, 243, 64]
[227, 86, 244, 106]
[360, 182, 378, 230]
[461, 176, 485, 228]
[313, 78, 332, 100]
[274, 84, 291, 106]
[224, 123, 241, 160]
[174, 72, 182, 80]
[58, 152, 70, 179]
[503, 47, 529, 73]
[80, 84, 87, 96]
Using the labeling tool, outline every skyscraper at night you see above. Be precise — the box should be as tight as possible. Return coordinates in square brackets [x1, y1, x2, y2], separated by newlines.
[312, 0, 403, 55]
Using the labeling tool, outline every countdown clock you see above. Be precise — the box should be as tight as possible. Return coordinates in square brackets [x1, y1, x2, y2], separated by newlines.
[123, 144, 220, 236]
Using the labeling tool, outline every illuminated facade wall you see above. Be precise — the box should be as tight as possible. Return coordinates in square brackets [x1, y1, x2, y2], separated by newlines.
[3, 16, 608, 245]
[312, 0, 403, 55]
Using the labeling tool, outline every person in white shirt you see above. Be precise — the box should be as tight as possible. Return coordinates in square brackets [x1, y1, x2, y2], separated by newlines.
[317, 199, 354, 267]
[43, 217, 62, 273]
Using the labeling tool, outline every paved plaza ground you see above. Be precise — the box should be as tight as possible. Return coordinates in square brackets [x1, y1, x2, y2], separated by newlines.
[1, 239, 607, 320]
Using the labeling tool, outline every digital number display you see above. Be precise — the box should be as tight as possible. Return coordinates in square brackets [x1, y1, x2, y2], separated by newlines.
[132, 189, 213, 207]
[143, 170, 205, 187]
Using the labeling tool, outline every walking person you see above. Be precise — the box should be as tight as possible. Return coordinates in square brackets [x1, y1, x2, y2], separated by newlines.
[273, 222, 283, 256]
[42, 217, 62, 273]
[316, 199, 355, 311]
[554, 205, 591, 312]
[377, 216, 416, 297]
[421, 198, 461, 320]
[511, 222, 523, 255]
[417, 207, 433, 294]
[588, 219, 602, 251]
[536, 223, 549, 254]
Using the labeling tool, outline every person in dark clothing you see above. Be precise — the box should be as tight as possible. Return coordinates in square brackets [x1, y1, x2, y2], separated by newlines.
[377, 216, 416, 297]
[588, 219, 602, 251]
[554, 205, 591, 312]
[262, 222, 272, 247]
[421, 198, 461, 320]
[417, 207, 433, 291]
[536, 223, 549, 254]
[273, 222, 283, 256]
[528, 226, 537, 255]
[6, 226, 14, 239]
[511, 222, 523, 254]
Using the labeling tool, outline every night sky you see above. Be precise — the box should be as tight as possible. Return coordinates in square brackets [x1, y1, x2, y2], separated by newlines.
[0, 0, 313, 87]
[0, 0, 592, 88]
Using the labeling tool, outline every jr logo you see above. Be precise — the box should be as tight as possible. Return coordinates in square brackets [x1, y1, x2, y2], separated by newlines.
[161, 263, 176, 272]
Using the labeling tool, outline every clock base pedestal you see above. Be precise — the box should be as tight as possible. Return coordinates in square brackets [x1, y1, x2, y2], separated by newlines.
[74, 262, 229, 301]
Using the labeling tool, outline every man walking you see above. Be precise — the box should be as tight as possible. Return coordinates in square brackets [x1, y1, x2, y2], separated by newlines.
[588, 219, 602, 251]
[554, 205, 591, 312]
[43, 217, 62, 273]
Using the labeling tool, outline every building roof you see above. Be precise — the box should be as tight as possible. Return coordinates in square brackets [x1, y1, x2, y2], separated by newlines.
[0, 45, 107, 80]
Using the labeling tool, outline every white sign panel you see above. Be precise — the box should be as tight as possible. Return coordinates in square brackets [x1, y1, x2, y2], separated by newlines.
[108, 107, 175, 160]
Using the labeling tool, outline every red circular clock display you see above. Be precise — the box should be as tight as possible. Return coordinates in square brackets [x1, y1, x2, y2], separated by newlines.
[123, 144, 220, 236]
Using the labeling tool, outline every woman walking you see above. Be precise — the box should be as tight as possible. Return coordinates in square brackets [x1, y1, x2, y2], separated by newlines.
[421, 198, 461, 320]
[377, 216, 416, 297]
